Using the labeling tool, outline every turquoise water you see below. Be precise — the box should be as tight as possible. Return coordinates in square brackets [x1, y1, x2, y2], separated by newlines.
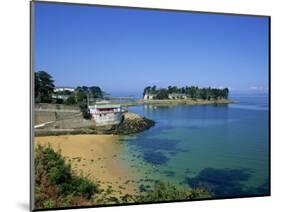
[117, 94, 269, 198]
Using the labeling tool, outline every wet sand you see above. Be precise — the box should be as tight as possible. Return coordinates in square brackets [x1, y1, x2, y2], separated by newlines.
[34, 134, 138, 200]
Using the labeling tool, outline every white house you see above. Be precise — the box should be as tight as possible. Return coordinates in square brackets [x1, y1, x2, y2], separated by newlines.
[54, 87, 75, 93]
[168, 93, 190, 99]
[88, 104, 124, 126]
[51, 94, 70, 101]
[143, 93, 157, 100]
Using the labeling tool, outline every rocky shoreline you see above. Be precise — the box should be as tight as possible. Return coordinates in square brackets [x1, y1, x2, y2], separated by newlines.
[35, 112, 155, 136]
[140, 98, 233, 106]
[94, 112, 155, 135]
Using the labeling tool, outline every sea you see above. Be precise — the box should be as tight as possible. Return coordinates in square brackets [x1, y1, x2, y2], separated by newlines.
[116, 93, 270, 198]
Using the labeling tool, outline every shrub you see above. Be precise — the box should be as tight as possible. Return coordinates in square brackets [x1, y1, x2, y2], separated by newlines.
[136, 182, 210, 203]
[43, 199, 54, 208]
[64, 95, 77, 105]
[72, 175, 99, 199]
[79, 102, 92, 119]
[34, 144, 99, 208]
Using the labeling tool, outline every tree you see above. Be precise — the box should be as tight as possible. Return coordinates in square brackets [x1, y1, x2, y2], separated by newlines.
[168, 86, 173, 94]
[222, 88, 229, 99]
[79, 102, 92, 119]
[35, 73, 40, 100]
[150, 85, 157, 94]
[171, 86, 178, 93]
[180, 87, 185, 94]
[73, 86, 102, 119]
[212, 88, 220, 100]
[200, 88, 207, 100]
[35, 71, 55, 103]
[89, 86, 103, 99]
[143, 86, 151, 97]
[64, 95, 76, 105]
[75, 89, 87, 103]
[75, 86, 103, 101]
[155, 89, 168, 99]
[189, 86, 197, 99]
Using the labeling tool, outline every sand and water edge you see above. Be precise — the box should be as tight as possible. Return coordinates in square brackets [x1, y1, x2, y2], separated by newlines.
[34, 134, 139, 201]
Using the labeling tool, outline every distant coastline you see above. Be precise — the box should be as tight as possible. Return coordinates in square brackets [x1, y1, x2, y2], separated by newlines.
[140, 98, 233, 106]
[114, 98, 234, 107]
[143, 99, 232, 106]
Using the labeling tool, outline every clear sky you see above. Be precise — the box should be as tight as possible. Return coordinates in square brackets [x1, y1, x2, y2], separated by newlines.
[34, 2, 269, 96]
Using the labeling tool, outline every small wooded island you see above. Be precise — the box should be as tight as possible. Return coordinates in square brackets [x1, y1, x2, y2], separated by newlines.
[141, 85, 231, 106]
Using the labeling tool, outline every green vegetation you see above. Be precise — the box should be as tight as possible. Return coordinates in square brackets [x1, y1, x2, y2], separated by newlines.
[64, 95, 76, 105]
[34, 71, 104, 119]
[34, 145, 211, 209]
[74, 86, 103, 119]
[136, 182, 210, 202]
[34, 144, 100, 209]
[35, 71, 55, 103]
[77, 86, 103, 99]
[143, 85, 229, 100]
[78, 101, 92, 119]
[34, 71, 103, 104]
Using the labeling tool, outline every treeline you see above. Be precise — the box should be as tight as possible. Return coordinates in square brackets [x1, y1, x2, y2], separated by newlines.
[143, 85, 229, 100]
[35, 71, 103, 104]
[35, 71, 103, 119]
[35, 71, 55, 103]
[35, 145, 210, 209]
[63, 86, 103, 105]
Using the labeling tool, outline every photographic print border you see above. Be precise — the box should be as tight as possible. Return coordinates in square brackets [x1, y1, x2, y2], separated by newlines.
[30, 1, 271, 211]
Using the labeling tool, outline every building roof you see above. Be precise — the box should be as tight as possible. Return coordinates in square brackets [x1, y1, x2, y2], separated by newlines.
[93, 104, 121, 109]
[95, 100, 111, 104]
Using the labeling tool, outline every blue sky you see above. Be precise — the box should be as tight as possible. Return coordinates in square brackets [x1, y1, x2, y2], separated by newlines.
[34, 2, 269, 96]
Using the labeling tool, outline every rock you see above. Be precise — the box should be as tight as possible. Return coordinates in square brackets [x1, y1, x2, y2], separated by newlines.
[93, 112, 155, 135]
[35, 112, 155, 136]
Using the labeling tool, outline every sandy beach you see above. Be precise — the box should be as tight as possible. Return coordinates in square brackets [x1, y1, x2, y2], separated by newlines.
[34, 134, 138, 202]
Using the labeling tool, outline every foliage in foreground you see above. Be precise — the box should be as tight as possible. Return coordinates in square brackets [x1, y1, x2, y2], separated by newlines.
[135, 182, 210, 203]
[34, 144, 99, 209]
[92, 181, 210, 206]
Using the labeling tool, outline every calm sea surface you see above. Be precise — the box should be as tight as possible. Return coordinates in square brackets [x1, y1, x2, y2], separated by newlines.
[117, 93, 269, 198]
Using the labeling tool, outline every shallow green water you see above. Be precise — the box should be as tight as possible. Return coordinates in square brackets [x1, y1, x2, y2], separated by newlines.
[117, 94, 269, 198]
